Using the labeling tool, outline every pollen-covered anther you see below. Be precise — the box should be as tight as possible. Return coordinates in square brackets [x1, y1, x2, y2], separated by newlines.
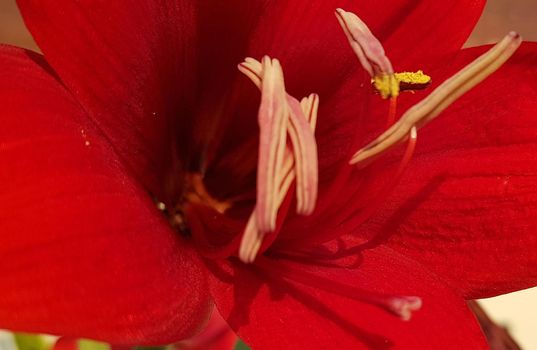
[395, 70, 432, 91]
[372, 73, 399, 99]
[350, 31, 522, 166]
[237, 56, 319, 263]
[335, 8, 399, 98]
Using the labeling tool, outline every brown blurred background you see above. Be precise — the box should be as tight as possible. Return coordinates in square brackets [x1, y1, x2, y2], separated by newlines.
[467, 0, 537, 45]
[0, 0, 36, 50]
[0, 0, 536, 52]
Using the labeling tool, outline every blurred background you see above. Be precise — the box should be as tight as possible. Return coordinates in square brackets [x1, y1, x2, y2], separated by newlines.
[0, 0, 536, 348]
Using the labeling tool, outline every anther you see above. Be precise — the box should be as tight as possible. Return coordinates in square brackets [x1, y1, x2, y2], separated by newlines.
[335, 8, 394, 77]
[286, 96, 318, 215]
[239, 60, 319, 216]
[255, 57, 289, 234]
[395, 70, 432, 91]
[335, 8, 399, 98]
[350, 31, 522, 165]
[237, 57, 319, 263]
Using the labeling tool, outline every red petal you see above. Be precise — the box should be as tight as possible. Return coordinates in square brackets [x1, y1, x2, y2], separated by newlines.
[175, 310, 237, 350]
[18, 1, 484, 196]
[360, 43, 537, 298]
[16, 0, 198, 195]
[207, 245, 487, 350]
[53, 338, 78, 350]
[0, 46, 210, 344]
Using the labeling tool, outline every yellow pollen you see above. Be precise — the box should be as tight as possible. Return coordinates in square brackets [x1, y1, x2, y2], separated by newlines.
[373, 70, 432, 99]
[373, 73, 399, 99]
[395, 70, 431, 85]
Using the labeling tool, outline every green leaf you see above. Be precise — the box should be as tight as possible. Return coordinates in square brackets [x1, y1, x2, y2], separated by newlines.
[78, 339, 110, 350]
[134, 347, 169, 350]
[234, 339, 251, 350]
[14, 334, 49, 350]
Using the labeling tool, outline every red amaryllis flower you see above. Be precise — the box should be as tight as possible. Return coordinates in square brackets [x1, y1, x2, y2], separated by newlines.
[1, 0, 537, 349]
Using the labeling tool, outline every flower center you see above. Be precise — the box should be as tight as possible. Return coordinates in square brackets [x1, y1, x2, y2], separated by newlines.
[168, 173, 233, 235]
[182, 173, 232, 215]
[159, 57, 321, 263]
[155, 173, 232, 236]
[156, 7, 520, 323]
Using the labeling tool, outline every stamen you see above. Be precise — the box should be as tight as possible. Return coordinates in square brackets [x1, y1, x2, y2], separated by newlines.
[300, 94, 320, 131]
[239, 97, 319, 263]
[238, 214, 261, 264]
[373, 74, 399, 99]
[255, 57, 289, 233]
[335, 8, 399, 98]
[239, 61, 319, 213]
[337, 9, 433, 100]
[350, 31, 521, 166]
[335, 8, 394, 77]
[287, 96, 318, 215]
[395, 70, 432, 91]
[238, 57, 319, 263]
[399, 126, 418, 176]
[387, 96, 398, 126]
[257, 256, 422, 321]
[312, 127, 416, 240]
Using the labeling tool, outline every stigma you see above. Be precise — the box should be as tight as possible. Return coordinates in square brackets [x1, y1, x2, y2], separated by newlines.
[237, 56, 320, 263]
